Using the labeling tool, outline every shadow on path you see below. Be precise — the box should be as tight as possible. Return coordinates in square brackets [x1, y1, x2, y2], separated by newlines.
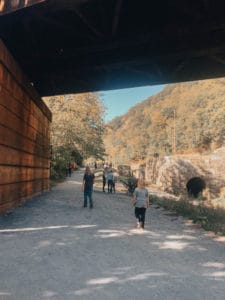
[0, 171, 225, 300]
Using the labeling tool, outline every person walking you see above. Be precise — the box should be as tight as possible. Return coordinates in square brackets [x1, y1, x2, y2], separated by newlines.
[68, 163, 72, 177]
[132, 179, 149, 229]
[82, 166, 95, 208]
[102, 171, 106, 192]
[106, 170, 114, 193]
[112, 176, 116, 193]
[66, 163, 72, 177]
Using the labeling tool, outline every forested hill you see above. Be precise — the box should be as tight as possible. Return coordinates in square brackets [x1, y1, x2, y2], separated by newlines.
[104, 78, 225, 165]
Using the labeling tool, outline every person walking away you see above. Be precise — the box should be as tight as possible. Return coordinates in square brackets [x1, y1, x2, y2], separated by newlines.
[82, 166, 95, 208]
[107, 170, 114, 193]
[102, 171, 106, 192]
[68, 163, 72, 177]
[66, 165, 69, 177]
[132, 179, 149, 229]
[113, 176, 116, 193]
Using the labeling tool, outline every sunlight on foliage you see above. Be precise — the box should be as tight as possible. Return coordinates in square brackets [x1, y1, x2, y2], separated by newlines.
[104, 79, 225, 164]
[44, 93, 105, 179]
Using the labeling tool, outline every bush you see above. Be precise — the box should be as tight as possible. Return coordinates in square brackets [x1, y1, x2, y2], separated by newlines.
[119, 175, 138, 195]
[50, 146, 83, 181]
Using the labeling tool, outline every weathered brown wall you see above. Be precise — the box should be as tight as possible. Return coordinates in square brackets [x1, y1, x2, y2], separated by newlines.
[0, 39, 52, 213]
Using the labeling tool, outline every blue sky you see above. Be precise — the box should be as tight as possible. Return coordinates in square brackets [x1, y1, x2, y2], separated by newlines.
[100, 84, 166, 122]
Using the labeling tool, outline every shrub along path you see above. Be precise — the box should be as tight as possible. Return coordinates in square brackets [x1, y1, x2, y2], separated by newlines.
[0, 170, 225, 300]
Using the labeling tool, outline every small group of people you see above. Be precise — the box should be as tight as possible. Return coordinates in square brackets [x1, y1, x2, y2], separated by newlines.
[102, 170, 115, 193]
[82, 166, 149, 230]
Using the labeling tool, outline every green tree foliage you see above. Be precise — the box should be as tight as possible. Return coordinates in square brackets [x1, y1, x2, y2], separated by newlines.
[44, 93, 105, 179]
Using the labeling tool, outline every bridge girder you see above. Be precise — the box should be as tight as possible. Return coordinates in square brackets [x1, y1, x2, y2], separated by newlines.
[1, 0, 225, 96]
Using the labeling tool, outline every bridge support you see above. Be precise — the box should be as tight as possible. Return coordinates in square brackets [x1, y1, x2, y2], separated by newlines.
[0, 39, 52, 214]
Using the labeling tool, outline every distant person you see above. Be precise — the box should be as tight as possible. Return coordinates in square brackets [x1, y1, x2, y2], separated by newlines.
[66, 163, 72, 177]
[113, 175, 116, 193]
[107, 170, 114, 193]
[82, 166, 95, 208]
[71, 162, 76, 171]
[132, 179, 149, 229]
[68, 163, 72, 177]
[102, 171, 106, 192]
[66, 165, 69, 177]
[94, 161, 97, 169]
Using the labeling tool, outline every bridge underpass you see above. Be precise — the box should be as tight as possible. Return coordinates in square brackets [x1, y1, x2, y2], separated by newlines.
[1, 3, 225, 299]
[1, 0, 225, 212]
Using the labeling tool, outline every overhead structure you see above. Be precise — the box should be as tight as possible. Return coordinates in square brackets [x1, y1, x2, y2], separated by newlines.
[0, 0, 45, 15]
[1, 0, 225, 96]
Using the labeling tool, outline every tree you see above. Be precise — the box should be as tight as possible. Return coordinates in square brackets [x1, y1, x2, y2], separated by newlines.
[44, 93, 105, 179]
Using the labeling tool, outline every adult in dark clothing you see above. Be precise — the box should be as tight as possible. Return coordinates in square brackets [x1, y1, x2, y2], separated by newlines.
[113, 177, 116, 193]
[66, 163, 72, 177]
[82, 167, 95, 208]
[68, 163, 72, 177]
[102, 171, 106, 192]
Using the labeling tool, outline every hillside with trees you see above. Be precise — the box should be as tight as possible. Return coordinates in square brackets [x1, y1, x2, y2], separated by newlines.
[44, 93, 105, 179]
[104, 78, 225, 165]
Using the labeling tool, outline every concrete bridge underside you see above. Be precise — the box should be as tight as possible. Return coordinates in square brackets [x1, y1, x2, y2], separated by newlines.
[1, 0, 225, 213]
[1, 0, 225, 96]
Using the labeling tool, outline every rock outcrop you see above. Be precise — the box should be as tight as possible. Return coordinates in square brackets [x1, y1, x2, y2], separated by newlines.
[131, 147, 225, 200]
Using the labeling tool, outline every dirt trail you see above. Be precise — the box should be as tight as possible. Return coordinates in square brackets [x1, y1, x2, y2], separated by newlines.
[0, 171, 225, 300]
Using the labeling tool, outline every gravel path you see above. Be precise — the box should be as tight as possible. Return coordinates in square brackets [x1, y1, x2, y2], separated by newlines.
[0, 170, 225, 300]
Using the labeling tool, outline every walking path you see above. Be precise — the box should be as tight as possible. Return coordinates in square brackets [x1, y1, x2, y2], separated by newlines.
[0, 171, 225, 300]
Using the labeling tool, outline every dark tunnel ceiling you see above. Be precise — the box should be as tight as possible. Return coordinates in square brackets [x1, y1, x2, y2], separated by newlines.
[1, 0, 225, 96]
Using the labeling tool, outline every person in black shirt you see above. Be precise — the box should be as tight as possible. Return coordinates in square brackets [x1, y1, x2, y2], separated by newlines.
[82, 166, 95, 208]
[102, 171, 106, 192]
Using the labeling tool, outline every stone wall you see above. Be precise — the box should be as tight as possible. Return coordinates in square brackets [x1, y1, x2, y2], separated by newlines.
[0, 39, 52, 213]
[145, 148, 225, 199]
[131, 163, 146, 179]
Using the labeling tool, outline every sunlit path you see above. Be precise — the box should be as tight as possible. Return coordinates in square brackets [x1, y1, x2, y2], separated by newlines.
[0, 171, 225, 300]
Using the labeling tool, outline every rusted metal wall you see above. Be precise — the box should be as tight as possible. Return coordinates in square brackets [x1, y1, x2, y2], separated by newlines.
[0, 39, 52, 213]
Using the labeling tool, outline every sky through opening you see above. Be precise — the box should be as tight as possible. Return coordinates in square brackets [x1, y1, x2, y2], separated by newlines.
[100, 84, 167, 122]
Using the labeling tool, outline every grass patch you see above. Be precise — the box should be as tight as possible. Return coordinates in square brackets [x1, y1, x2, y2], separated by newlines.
[150, 195, 225, 235]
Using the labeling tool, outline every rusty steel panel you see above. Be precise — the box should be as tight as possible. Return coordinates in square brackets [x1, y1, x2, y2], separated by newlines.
[0, 39, 51, 214]
[0, 40, 52, 121]
[0, 179, 49, 213]
[0, 144, 49, 168]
